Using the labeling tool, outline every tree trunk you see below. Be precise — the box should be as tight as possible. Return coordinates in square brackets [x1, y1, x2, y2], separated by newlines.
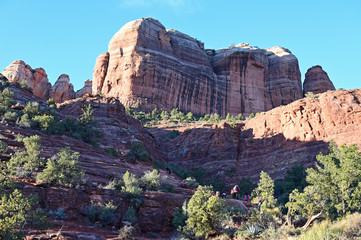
[286, 208, 292, 226]
[302, 211, 322, 230]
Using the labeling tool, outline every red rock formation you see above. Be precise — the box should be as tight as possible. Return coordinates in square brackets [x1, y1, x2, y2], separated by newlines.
[150, 89, 361, 185]
[93, 18, 304, 116]
[76, 79, 92, 98]
[303, 65, 335, 95]
[2, 60, 51, 99]
[50, 74, 75, 103]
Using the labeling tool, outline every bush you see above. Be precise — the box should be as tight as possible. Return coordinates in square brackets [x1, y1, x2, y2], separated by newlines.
[121, 171, 142, 196]
[168, 130, 180, 139]
[47, 98, 56, 108]
[49, 207, 67, 220]
[32, 114, 55, 132]
[305, 91, 316, 98]
[252, 171, 276, 208]
[122, 206, 138, 224]
[118, 225, 136, 240]
[0, 88, 15, 108]
[104, 148, 119, 157]
[238, 178, 254, 198]
[0, 189, 34, 239]
[37, 147, 84, 186]
[9, 135, 42, 172]
[181, 185, 227, 239]
[0, 140, 8, 153]
[141, 169, 161, 191]
[3, 110, 18, 122]
[127, 142, 149, 161]
[104, 178, 124, 190]
[17, 113, 32, 128]
[83, 201, 117, 227]
[172, 201, 188, 229]
[342, 212, 361, 239]
[23, 102, 40, 118]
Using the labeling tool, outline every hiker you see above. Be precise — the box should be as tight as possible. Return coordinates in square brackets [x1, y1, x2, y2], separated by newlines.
[165, 167, 172, 174]
[216, 191, 221, 198]
[258, 200, 262, 210]
[221, 193, 227, 199]
[231, 185, 240, 199]
[244, 193, 250, 201]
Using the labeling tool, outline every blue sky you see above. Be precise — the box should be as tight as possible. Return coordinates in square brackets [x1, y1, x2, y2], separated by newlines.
[0, 0, 360, 91]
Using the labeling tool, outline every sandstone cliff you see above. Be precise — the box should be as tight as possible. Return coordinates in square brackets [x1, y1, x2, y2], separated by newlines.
[93, 18, 308, 116]
[303, 65, 335, 95]
[2, 60, 51, 99]
[150, 89, 361, 184]
[50, 74, 75, 103]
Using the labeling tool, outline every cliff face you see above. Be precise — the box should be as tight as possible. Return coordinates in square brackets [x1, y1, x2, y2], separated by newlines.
[150, 89, 361, 184]
[93, 18, 304, 116]
[303, 65, 335, 95]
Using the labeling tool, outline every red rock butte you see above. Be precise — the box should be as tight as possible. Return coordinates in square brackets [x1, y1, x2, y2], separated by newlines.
[92, 17, 334, 116]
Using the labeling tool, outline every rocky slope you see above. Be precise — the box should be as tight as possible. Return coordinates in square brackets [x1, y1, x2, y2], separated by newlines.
[150, 89, 361, 185]
[0, 85, 193, 239]
[92, 17, 334, 116]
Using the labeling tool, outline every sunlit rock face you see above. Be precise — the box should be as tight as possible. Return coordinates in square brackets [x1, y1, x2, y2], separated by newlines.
[2, 60, 51, 99]
[93, 17, 305, 116]
[303, 65, 335, 95]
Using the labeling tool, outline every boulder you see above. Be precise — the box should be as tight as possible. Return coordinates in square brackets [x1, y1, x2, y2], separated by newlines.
[303, 65, 335, 95]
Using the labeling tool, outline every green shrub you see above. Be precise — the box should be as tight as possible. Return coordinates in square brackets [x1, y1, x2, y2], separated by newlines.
[122, 206, 138, 224]
[252, 171, 276, 208]
[238, 178, 254, 197]
[26, 208, 52, 231]
[118, 225, 136, 240]
[23, 102, 40, 118]
[17, 113, 32, 128]
[181, 185, 227, 239]
[342, 212, 361, 239]
[104, 148, 119, 157]
[103, 178, 124, 190]
[121, 171, 142, 196]
[0, 88, 15, 108]
[141, 169, 161, 191]
[32, 114, 55, 132]
[15, 166, 31, 179]
[83, 201, 117, 227]
[305, 91, 316, 98]
[172, 201, 188, 229]
[0, 189, 33, 239]
[3, 111, 18, 122]
[9, 135, 42, 172]
[0, 140, 8, 153]
[127, 142, 149, 161]
[168, 130, 180, 139]
[184, 177, 199, 186]
[49, 207, 67, 220]
[37, 147, 84, 186]
[47, 98, 56, 108]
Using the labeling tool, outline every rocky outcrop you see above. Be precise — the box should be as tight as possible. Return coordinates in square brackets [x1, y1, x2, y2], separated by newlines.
[76, 79, 92, 98]
[50, 74, 75, 103]
[92, 52, 109, 95]
[150, 89, 361, 185]
[93, 17, 304, 116]
[1, 60, 51, 99]
[303, 65, 335, 95]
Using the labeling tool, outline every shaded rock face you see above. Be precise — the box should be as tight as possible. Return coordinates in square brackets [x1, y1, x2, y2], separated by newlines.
[150, 89, 361, 186]
[50, 74, 75, 103]
[76, 79, 92, 98]
[303, 65, 335, 95]
[93, 17, 303, 116]
[2, 60, 51, 99]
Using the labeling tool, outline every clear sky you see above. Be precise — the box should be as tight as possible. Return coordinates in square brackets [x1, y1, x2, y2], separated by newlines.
[0, 0, 360, 91]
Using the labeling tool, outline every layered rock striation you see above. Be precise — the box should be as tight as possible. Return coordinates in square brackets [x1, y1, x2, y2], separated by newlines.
[93, 18, 309, 116]
[303, 65, 335, 95]
[2, 60, 51, 99]
[76, 79, 92, 98]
